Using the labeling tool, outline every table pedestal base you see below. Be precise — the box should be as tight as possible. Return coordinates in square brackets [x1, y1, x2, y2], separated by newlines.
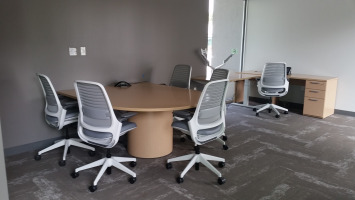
[127, 111, 173, 158]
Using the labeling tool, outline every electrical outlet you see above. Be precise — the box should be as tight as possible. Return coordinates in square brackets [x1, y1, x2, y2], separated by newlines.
[69, 47, 77, 56]
[80, 47, 86, 56]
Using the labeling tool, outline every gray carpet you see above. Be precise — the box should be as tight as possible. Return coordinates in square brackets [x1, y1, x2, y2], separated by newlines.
[5, 105, 355, 200]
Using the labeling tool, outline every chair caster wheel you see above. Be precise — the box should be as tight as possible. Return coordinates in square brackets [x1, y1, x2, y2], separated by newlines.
[253, 108, 257, 112]
[58, 160, 66, 166]
[256, 113, 259, 116]
[218, 177, 226, 185]
[34, 154, 41, 161]
[222, 136, 227, 141]
[166, 163, 172, 169]
[223, 145, 229, 150]
[88, 150, 96, 157]
[195, 163, 199, 170]
[130, 161, 137, 167]
[71, 172, 79, 179]
[284, 111, 288, 114]
[176, 177, 184, 184]
[129, 177, 136, 184]
[275, 114, 280, 118]
[268, 108, 272, 113]
[180, 137, 186, 142]
[106, 167, 112, 175]
[89, 185, 97, 192]
[67, 147, 71, 154]
[218, 162, 225, 168]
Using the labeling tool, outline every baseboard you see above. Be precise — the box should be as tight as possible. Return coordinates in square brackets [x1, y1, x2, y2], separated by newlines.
[335, 109, 355, 117]
[4, 136, 62, 157]
[249, 97, 355, 117]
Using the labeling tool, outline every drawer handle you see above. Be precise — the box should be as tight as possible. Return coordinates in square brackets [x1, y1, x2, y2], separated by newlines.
[310, 82, 320, 84]
[308, 99, 318, 102]
[309, 90, 319, 93]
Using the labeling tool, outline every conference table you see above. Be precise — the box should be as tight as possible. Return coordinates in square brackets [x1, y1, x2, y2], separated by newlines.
[58, 82, 201, 158]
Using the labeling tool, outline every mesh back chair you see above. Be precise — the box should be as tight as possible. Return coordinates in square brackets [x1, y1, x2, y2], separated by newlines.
[71, 80, 137, 192]
[35, 74, 95, 166]
[169, 64, 192, 89]
[210, 68, 230, 81]
[166, 79, 229, 185]
[175, 69, 230, 150]
[253, 63, 289, 118]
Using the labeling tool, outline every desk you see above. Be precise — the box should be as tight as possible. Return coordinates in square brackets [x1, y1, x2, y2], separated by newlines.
[192, 72, 338, 119]
[58, 82, 201, 158]
[192, 73, 260, 104]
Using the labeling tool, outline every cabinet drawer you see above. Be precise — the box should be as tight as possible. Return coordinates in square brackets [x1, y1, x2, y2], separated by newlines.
[305, 80, 326, 90]
[305, 89, 326, 99]
[303, 97, 325, 118]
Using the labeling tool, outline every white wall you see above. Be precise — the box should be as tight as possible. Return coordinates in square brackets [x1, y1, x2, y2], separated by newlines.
[244, 0, 355, 112]
[212, 0, 244, 100]
[212, 0, 244, 71]
[0, 119, 9, 200]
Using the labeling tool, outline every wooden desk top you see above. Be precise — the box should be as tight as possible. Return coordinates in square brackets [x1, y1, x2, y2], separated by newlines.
[192, 73, 260, 82]
[193, 71, 337, 82]
[58, 82, 201, 112]
[237, 71, 338, 81]
[288, 74, 338, 81]
[236, 71, 262, 75]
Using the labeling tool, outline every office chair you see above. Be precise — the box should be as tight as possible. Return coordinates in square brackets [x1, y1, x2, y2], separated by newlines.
[175, 69, 230, 150]
[169, 64, 192, 89]
[166, 79, 229, 185]
[35, 74, 95, 166]
[253, 63, 289, 118]
[71, 80, 137, 192]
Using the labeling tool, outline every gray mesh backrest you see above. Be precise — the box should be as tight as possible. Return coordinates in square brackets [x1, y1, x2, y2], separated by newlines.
[197, 81, 228, 125]
[169, 64, 191, 89]
[262, 63, 286, 86]
[38, 75, 59, 113]
[210, 69, 229, 81]
[76, 82, 112, 127]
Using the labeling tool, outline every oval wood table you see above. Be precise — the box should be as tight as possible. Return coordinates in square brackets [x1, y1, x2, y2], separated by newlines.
[58, 82, 201, 158]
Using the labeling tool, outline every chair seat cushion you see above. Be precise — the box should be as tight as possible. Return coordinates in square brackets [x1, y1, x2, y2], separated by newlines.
[261, 87, 285, 94]
[45, 110, 78, 128]
[83, 128, 112, 139]
[65, 109, 78, 120]
[172, 120, 189, 132]
[114, 111, 137, 122]
[172, 121, 223, 136]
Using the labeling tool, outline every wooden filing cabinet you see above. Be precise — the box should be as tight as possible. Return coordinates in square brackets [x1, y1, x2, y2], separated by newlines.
[303, 78, 338, 118]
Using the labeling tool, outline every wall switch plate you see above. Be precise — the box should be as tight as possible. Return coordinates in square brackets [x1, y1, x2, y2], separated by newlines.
[69, 47, 77, 56]
[80, 47, 86, 56]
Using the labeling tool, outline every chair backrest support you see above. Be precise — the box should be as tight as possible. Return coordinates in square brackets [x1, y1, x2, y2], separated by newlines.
[37, 73, 68, 129]
[261, 63, 287, 86]
[189, 79, 229, 145]
[75, 80, 122, 148]
[169, 64, 192, 89]
[210, 69, 229, 81]
[258, 63, 289, 97]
